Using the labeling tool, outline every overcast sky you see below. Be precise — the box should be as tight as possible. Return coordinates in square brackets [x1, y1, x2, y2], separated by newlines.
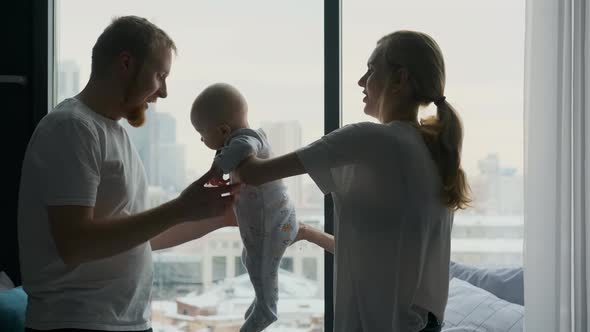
[57, 0, 524, 177]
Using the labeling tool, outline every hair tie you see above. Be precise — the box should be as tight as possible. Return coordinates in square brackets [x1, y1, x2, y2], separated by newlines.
[434, 96, 446, 107]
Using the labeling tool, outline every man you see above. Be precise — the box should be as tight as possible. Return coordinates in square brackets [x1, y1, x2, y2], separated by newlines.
[18, 16, 237, 332]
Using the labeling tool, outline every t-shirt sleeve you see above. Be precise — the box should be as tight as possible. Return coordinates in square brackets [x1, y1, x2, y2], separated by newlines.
[214, 132, 264, 173]
[39, 120, 101, 206]
[296, 122, 377, 194]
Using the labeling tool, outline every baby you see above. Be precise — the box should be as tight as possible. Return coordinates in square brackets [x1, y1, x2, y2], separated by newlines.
[191, 83, 298, 332]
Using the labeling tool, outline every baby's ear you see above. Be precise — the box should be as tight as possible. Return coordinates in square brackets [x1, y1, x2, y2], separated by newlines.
[219, 124, 232, 136]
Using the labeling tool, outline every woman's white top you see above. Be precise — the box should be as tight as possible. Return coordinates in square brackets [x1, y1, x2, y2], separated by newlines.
[297, 121, 453, 331]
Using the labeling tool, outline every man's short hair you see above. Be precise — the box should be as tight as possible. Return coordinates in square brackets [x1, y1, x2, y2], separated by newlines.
[91, 16, 177, 78]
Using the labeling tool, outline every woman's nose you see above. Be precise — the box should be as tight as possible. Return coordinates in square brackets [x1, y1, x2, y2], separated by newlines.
[358, 74, 366, 87]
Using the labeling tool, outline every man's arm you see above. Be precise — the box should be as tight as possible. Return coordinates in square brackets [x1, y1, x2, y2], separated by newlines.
[49, 201, 180, 265]
[48, 171, 237, 266]
[150, 212, 237, 251]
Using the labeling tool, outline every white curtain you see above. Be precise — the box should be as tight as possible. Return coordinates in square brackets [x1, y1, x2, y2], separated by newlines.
[524, 0, 589, 331]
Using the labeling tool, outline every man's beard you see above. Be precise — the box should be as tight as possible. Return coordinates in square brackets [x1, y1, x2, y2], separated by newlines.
[126, 103, 148, 128]
[122, 65, 149, 128]
[123, 79, 149, 128]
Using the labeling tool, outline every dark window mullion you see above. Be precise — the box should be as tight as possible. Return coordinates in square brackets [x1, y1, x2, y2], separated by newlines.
[33, 0, 51, 125]
[324, 0, 341, 331]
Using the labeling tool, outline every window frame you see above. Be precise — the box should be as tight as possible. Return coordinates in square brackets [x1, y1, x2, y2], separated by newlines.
[46, 1, 341, 330]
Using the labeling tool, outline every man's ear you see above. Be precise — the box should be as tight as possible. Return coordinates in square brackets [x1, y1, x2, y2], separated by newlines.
[116, 51, 136, 79]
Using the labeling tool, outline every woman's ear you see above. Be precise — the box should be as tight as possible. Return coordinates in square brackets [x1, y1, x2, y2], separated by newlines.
[390, 67, 409, 93]
[398, 68, 409, 85]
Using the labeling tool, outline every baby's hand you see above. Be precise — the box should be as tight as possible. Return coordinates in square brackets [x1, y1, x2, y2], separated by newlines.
[208, 165, 229, 186]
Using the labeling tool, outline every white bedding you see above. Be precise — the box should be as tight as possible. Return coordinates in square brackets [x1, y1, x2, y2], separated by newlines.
[443, 278, 524, 332]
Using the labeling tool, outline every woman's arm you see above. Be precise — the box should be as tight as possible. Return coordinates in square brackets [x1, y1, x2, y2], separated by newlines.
[235, 152, 306, 186]
[236, 150, 335, 253]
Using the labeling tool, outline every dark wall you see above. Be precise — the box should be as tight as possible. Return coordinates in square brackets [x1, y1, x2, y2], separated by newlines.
[1, 1, 48, 286]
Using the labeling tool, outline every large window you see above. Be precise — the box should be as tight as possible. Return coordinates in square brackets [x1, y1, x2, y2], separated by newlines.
[55, 1, 325, 331]
[54, 1, 525, 331]
[343, 0, 525, 267]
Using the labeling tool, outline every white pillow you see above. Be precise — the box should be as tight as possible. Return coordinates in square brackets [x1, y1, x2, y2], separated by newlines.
[449, 261, 524, 305]
[443, 278, 524, 332]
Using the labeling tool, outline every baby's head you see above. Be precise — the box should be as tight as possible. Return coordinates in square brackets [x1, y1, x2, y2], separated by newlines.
[191, 83, 248, 150]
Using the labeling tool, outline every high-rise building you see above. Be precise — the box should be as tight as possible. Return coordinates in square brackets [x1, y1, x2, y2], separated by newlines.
[147, 186, 172, 209]
[123, 105, 158, 185]
[451, 214, 523, 267]
[152, 252, 204, 300]
[452, 154, 524, 267]
[158, 143, 186, 192]
[156, 112, 176, 145]
[152, 270, 323, 331]
[470, 154, 523, 215]
[303, 181, 324, 209]
[172, 211, 325, 296]
[57, 60, 80, 103]
[261, 121, 303, 207]
[123, 105, 187, 192]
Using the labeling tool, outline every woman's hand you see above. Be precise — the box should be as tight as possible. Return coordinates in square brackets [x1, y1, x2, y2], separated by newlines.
[232, 156, 258, 185]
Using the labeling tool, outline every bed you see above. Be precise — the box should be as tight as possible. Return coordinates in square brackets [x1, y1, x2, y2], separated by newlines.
[443, 261, 524, 332]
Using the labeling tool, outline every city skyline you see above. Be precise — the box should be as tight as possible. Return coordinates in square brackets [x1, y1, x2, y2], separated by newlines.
[58, 59, 523, 217]
[57, 58, 524, 180]
[56, 0, 525, 177]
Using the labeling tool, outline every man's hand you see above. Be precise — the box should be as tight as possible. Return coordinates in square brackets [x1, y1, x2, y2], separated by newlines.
[175, 168, 239, 222]
[208, 165, 229, 186]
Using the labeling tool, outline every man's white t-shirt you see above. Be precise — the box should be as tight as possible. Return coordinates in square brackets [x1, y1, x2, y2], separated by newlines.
[297, 121, 453, 332]
[18, 98, 152, 331]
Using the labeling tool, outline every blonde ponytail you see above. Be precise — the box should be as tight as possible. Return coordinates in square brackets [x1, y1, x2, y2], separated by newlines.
[420, 98, 471, 210]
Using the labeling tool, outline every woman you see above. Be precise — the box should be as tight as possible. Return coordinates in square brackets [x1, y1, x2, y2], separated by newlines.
[237, 30, 470, 331]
